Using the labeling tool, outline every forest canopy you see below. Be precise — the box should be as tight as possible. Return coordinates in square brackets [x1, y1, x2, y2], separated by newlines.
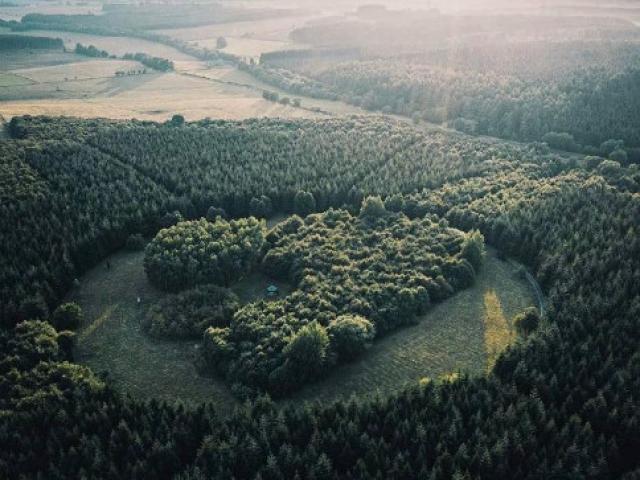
[204, 207, 483, 395]
[144, 217, 266, 291]
[1, 115, 640, 478]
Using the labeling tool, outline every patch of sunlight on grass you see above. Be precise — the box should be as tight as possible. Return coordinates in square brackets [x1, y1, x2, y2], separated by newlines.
[79, 304, 119, 341]
[483, 289, 514, 373]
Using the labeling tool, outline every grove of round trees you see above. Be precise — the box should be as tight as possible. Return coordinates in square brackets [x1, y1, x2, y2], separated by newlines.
[142, 284, 239, 339]
[204, 205, 484, 395]
[144, 217, 266, 291]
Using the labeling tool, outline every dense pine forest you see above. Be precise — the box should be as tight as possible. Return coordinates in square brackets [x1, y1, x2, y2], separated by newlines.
[255, 10, 640, 158]
[0, 33, 63, 50]
[1, 113, 639, 478]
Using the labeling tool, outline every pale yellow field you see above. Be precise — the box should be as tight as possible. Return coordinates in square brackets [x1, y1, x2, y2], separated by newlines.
[154, 15, 314, 43]
[0, 71, 326, 121]
[193, 66, 365, 116]
[482, 290, 515, 373]
[13, 59, 144, 84]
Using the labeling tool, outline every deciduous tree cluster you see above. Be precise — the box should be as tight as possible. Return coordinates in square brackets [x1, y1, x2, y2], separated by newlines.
[144, 218, 266, 291]
[205, 207, 482, 395]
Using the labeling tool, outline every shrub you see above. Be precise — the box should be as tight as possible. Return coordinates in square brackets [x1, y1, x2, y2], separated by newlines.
[202, 327, 233, 370]
[142, 285, 239, 339]
[515, 307, 540, 336]
[359, 196, 386, 220]
[249, 195, 273, 218]
[284, 322, 329, 377]
[460, 230, 485, 271]
[206, 206, 227, 221]
[542, 132, 579, 152]
[327, 315, 375, 361]
[159, 210, 183, 228]
[216, 36, 227, 49]
[294, 190, 316, 216]
[125, 233, 145, 251]
[144, 217, 266, 291]
[52, 303, 83, 331]
[169, 114, 185, 126]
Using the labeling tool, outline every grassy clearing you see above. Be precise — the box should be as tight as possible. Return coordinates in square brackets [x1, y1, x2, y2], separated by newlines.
[13, 30, 195, 62]
[0, 72, 32, 87]
[69, 249, 239, 411]
[0, 69, 330, 120]
[285, 247, 535, 406]
[232, 272, 293, 304]
[0, 50, 81, 71]
[154, 15, 314, 43]
[72, 238, 535, 412]
[13, 59, 144, 84]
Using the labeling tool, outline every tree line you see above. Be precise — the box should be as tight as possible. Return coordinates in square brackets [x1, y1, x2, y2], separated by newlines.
[74, 43, 174, 71]
[257, 14, 640, 158]
[0, 33, 63, 50]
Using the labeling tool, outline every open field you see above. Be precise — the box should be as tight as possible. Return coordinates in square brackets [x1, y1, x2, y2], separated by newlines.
[155, 15, 312, 60]
[190, 65, 365, 115]
[0, 71, 32, 87]
[0, 53, 158, 102]
[0, 70, 328, 119]
[194, 36, 305, 61]
[155, 15, 314, 44]
[12, 29, 195, 62]
[69, 248, 239, 411]
[71, 238, 535, 412]
[0, 74, 160, 102]
[12, 58, 143, 83]
[0, 50, 82, 70]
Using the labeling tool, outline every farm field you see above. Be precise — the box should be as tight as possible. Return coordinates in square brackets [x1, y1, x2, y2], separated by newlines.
[0, 51, 157, 102]
[12, 29, 195, 62]
[0, 25, 356, 120]
[70, 240, 535, 412]
[0, 70, 327, 120]
[0, 50, 81, 70]
[193, 36, 305, 61]
[154, 14, 314, 44]
[12, 58, 143, 83]
[0, 72, 32, 87]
